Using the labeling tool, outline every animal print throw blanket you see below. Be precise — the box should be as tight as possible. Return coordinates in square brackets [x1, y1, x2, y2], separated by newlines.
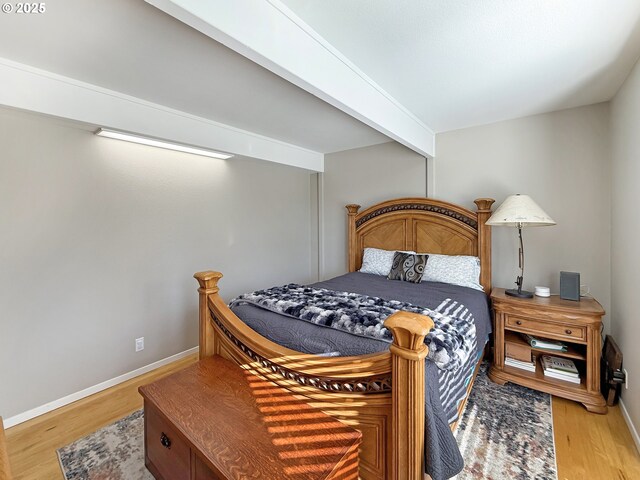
[229, 284, 476, 371]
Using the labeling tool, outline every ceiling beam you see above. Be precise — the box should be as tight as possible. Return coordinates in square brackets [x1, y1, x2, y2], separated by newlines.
[0, 57, 324, 172]
[146, 0, 435, 158]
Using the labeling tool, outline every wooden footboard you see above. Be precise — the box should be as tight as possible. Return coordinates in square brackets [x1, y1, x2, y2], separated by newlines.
[195, 271, 434, 480]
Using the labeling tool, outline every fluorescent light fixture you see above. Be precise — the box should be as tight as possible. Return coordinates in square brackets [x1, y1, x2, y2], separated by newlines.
[95, 128, 233, 159]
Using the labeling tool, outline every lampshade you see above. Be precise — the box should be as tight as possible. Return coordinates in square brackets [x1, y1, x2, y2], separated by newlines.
[486, 194, 555, 227]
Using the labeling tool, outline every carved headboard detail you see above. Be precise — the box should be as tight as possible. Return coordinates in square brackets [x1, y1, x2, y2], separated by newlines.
[346, 197, 495, 293]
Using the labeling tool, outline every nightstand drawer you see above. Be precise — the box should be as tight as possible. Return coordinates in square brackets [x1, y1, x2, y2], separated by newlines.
[506, 316, 586, 341]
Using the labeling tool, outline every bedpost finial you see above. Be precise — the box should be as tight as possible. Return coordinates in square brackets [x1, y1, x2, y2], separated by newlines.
[194, 271, 223, 293]
[385, 311, 434, 358]
[346, 204, 361, 215]
[474, 198, 495, 213]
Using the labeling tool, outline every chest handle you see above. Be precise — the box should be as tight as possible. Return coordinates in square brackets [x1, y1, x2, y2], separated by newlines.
[160, 432, 171, 449]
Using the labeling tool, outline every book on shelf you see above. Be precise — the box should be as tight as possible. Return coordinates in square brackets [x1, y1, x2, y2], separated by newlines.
[541, 355, 579, 375]
[505, 354, 536, 373]
[523, 334, 567, 352]
[541, 355, 581, 383]
[543, 369, 581, 384]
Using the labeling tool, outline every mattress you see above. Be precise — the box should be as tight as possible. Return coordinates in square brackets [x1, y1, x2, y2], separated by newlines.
[230, 272, 492, 479]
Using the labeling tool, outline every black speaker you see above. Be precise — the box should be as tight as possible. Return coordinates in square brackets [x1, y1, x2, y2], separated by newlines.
[560, 271, 580, 301]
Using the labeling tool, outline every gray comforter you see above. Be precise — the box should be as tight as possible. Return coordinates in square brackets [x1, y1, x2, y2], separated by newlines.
[230, 272, 491, 480]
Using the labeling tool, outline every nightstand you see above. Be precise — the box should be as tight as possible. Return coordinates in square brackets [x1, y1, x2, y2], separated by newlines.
[489, 288, 607, 414]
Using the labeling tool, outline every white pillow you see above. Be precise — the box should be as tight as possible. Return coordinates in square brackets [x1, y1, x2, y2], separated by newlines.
[419, 253, 483, 291]
[360, 248, 415, 276]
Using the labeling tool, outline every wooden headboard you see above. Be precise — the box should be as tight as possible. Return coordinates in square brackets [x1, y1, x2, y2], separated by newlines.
[346, 197, 495, 293]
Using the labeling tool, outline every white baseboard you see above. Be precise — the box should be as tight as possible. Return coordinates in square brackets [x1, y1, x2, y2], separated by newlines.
[4, 346, 198, 429]
[620, 398, 640, 454]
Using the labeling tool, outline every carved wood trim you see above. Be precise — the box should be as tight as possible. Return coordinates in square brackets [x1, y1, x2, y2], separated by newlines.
[210, 311, 393, 394]
[356, 202, 477, 229]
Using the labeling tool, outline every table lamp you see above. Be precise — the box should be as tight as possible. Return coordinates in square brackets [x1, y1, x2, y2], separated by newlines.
[486, 194, 556, 298]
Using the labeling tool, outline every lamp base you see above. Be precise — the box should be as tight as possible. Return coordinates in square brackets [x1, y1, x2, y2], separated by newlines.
[506, 288, 534, 299]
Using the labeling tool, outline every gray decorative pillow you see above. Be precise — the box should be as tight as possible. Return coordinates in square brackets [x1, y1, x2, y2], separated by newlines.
[418, 253, 483, 291]
[387, 252, 428, 283]
[360, 248, 415, 276]
[360, 247, 396, 276]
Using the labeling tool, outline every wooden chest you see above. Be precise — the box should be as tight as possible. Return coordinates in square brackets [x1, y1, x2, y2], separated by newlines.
[139, 355, 361, 480]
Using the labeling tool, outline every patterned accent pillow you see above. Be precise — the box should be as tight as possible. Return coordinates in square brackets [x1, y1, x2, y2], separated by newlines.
[419, 253, 483, 291]
[360, 248, 415, 276]
[387, 252, 428, 283]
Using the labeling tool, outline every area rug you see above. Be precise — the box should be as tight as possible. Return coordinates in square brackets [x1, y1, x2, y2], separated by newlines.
[58, 364, 557, 480]
[57, 409, 152, 480]
[453, 363, 557, 479]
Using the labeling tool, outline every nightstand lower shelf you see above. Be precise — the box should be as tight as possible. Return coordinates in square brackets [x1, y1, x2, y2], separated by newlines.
[488, 363, 606, 414]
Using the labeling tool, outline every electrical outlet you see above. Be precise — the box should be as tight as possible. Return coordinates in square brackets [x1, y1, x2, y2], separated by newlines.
[623, 368, 629, 389]
[135, 337, 144, 352]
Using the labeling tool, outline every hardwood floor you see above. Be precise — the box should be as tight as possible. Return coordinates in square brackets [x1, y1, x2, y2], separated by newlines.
[5, 353, 197, 480]
[553, 397, 640, 480]
[5, 354, 640, 480]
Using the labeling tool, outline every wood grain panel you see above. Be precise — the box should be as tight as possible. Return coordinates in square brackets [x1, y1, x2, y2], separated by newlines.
[413, 218, 476, 256]
[194, 456, 222, 480]
[356, 219, 408, 270]
[338, 415, 387, 479]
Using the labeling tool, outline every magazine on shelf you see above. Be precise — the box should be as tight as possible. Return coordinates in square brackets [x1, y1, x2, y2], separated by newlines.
[543, 369, 581, 384]
[505, 355, 536, 372]
[541, 355, 579, 375]
[523, 334, 567, 352]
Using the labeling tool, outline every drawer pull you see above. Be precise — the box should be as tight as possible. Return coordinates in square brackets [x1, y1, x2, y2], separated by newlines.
[160, 432, 171, 449]
[515, 320, 522, 326]
[565, 329, 572, 335]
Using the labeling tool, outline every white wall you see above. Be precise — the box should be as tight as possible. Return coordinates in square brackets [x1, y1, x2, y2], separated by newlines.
[435, 103, 611, 329]
[611, 59, 640, 433]
[321, 142, 426, 279]
[0, 107, 314, 419]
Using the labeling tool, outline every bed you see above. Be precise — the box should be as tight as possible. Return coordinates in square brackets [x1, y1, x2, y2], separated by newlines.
[194, 197, 495, 480]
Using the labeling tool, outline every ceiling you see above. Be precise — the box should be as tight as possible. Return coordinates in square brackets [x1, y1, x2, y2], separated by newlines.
[281, 0, 640, 132]
[1, 1, 640, 157]
[0, 0, 388, 154]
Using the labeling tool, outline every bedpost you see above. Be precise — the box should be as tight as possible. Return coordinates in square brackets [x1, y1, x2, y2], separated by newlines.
[194, 271, 223, 359]
[346, 204, 361, 272]
[474, 198, 495, 294]
[384, 311, 434, 480]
